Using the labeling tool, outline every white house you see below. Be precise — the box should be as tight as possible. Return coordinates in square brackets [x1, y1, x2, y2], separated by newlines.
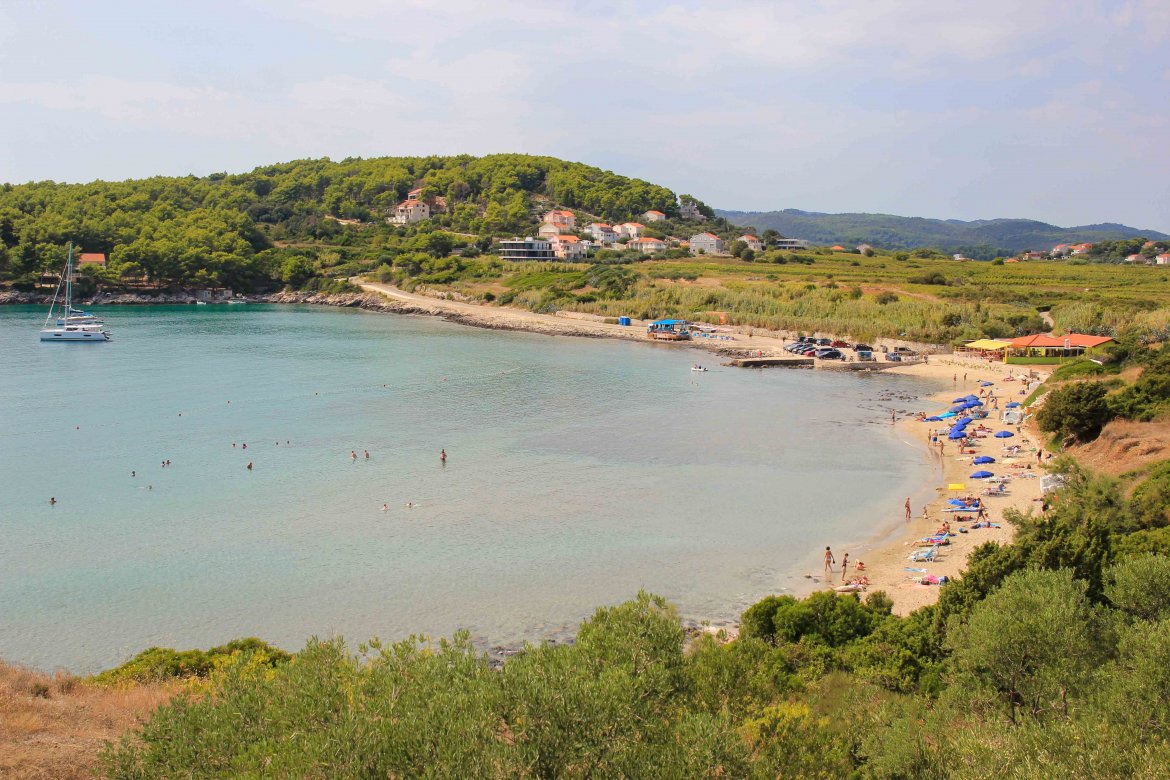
[856, 243, 873, 254]
[550, 234, 590, 261]
[690, 232, 724, 255]
[586, 222, 619, 243]
[1156, 254, 1170, 265]
[643, 210, 667, 222]
[1124, 253, 1148, 264]
[772, 238, 809, 250]
[390, 200, 430, 225]
[617, 222, 645, 239]
[498, 237, 556, 261]
[542, 209, 576, 231]
[629, 237, 667, 254]
[537, 222, 562, 239]
[738, 235, 763, 252]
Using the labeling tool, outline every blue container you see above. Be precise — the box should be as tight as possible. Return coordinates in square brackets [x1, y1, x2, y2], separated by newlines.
[618, 316, 631, 326]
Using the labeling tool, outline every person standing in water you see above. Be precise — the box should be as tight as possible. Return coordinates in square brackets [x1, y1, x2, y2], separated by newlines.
[440, 449, 447, 464]
[840, 552, 850, 582]
[823, 546, 835, 579]
[49, 497, 57, 506]
[904, 497, 912, 520]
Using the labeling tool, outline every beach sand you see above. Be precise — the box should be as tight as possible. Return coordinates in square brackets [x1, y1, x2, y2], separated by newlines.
[834, 355, 1052, 614]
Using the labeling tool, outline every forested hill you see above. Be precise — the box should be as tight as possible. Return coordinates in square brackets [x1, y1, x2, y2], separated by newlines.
[717, 208, 1170, 259]
[0, 154, 708, 292]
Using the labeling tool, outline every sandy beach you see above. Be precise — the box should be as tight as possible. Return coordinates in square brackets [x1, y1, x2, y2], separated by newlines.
[831, 355, 1051, 614]
[353, 279, 1051, 616]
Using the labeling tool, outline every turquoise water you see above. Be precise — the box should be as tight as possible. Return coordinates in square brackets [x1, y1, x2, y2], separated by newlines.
[0, 304, 937, 672]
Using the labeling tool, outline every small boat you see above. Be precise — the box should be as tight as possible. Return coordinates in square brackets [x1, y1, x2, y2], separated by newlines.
[195, 301, 208, 305]
[691, 364, 708, 372]
[39, 245, 111, 342]
[227, 299, 247, 305]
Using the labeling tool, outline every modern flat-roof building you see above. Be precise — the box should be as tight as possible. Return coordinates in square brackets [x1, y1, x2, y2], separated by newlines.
[498, 237, 556, 262]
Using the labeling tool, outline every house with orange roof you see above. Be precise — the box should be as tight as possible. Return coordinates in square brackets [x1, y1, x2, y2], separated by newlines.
[407, 187, 424, 201]
[585, 222, 618, 244]
[616, 222, 645, 239]
[630, 237, 667, 254]
[1005, 332, 1114, 363]
[690, 232, 724, 255]
[831, 245, 845, 251]
[78, 252, 107, 269]
[1070, 243, 1093, 255]
[549, 234, 589, 261]
[739, 235, 763, 252]
[542, 209, 576, 231]
[1156, 254, 1170, 265]
[390, 199, 430, 225]
[643, 210, 667, 222]
[1124, 253, 1147, 264]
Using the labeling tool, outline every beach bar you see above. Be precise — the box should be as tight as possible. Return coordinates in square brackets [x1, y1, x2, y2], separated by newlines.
[646, 319, 692, 341]
[961, 334, 1114, 364]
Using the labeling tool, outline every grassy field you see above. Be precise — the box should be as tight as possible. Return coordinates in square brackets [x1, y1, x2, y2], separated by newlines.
[377, 250, 1170, 345]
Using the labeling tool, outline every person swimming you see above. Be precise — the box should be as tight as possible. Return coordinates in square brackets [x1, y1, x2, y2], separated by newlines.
[440, 449, 447, 463]
[364, 450, 370, 459]
[381, 503, 389, 512]
[246, 462, 253, 470]
[49, 497, 56, 505]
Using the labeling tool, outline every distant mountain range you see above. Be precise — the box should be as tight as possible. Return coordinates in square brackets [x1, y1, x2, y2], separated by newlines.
[716, 209, 1170, 259]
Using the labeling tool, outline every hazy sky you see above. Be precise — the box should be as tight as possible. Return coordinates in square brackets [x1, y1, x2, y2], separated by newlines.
[1, 1, 1167, 230]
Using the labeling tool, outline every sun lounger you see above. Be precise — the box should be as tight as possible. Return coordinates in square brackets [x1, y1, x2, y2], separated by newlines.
[909, 545, 939, 563]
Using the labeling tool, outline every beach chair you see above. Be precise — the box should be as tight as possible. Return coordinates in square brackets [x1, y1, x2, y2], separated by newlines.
[909, 545, 939, 563]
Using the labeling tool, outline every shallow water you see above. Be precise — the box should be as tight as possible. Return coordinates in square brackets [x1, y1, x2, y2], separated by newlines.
[0, 304, 936, 671]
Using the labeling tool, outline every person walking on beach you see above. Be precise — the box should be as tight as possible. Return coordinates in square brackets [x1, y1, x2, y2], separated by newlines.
[904, 497, 912, 520]
[823, 546, 835, 579]
[840, 552, 850, 582]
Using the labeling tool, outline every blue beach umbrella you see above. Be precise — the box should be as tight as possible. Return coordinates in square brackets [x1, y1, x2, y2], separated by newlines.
[949, 430, 967, 440]
[954, 420, 971, 429]
[995, 430, 1015, 438]
[973, 455, 996, 464]
[952, 396, 968, 403]
[948, 499, 967, 506]
[925, 416, 942, 422]
[964, 395, 980, 401]
[950, 405, 968, 414]
[981, 381, 994, 387]
[970, 470, 994, 479]
[939, 411, 957, 419]
[967, 399, 984, 407]
[1005, 402, 1021, 408]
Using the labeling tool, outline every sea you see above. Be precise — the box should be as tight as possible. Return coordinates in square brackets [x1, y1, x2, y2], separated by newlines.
[0, 304, 940, 672]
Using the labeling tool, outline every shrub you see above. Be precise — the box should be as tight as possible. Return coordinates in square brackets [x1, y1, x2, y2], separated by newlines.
[1104, 555, 1170, 621]
[1036, 382, 1114, 442]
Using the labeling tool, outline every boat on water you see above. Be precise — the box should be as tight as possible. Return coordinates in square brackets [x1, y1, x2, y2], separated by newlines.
[39, 245, 111, 342]
[691, 364, 708, 372]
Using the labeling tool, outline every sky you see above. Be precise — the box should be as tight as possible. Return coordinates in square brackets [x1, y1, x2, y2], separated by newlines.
[0, 0, 1167, 231]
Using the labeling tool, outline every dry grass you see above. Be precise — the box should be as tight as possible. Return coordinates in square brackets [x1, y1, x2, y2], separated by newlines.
[0, 660, 176, 780]
[1073, 420, 1170, 477]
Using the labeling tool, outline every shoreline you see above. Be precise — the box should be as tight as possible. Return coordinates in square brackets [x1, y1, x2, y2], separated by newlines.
[2, 286, 1048, 670]
[844, 355, 1050, 614]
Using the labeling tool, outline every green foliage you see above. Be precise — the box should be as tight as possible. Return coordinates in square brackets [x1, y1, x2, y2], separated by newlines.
[92, 637, 290, 684]
[1104, 554, 1170, 621]
[1036, 381, 1115, 442]
[947, 569, 1106, 723]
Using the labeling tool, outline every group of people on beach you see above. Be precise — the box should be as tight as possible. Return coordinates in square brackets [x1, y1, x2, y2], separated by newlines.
[823, 546, 865, 583]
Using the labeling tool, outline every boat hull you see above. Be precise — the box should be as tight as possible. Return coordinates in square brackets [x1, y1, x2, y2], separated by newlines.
[39, 329, 111, 342]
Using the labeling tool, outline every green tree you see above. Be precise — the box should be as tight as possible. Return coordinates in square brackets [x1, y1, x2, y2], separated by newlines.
[1036, 382, 1114, 443]
[947, 569, 1106, 723]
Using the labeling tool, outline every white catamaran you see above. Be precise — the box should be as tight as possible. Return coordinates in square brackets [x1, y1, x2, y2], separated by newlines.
[39, 244, 111, 342]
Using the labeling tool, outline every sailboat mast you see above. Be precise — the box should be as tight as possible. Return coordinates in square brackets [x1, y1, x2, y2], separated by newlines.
[64, 242, 73, 315]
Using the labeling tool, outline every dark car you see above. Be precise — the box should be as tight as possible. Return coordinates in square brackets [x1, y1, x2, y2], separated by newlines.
[815, 348, 844, 360]
[852, 343, 873, 352]
[893, 346, 917, 356]
[816, 338, 832, 346]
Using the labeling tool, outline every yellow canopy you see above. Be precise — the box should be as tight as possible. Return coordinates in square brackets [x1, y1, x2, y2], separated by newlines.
[948, 483, 966, 491]
[965, 339, 1013, 351]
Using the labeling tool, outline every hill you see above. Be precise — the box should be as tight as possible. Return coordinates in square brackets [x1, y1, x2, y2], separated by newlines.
[0, 154, 716, 294]
[716, 208, 1170, 259]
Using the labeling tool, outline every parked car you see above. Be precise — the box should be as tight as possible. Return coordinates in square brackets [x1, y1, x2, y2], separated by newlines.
[893, 346, 917, 356]
[852, 343, 873, 352]
[800, 347, 818, 356]
[816, 338, 832, 346]
[830, 340, 849, 348]
[856, 350, 876, 361]
[815, 348, 844, 360]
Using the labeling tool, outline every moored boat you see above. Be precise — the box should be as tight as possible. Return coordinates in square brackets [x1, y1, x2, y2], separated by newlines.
[39, 245, 111, 343]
